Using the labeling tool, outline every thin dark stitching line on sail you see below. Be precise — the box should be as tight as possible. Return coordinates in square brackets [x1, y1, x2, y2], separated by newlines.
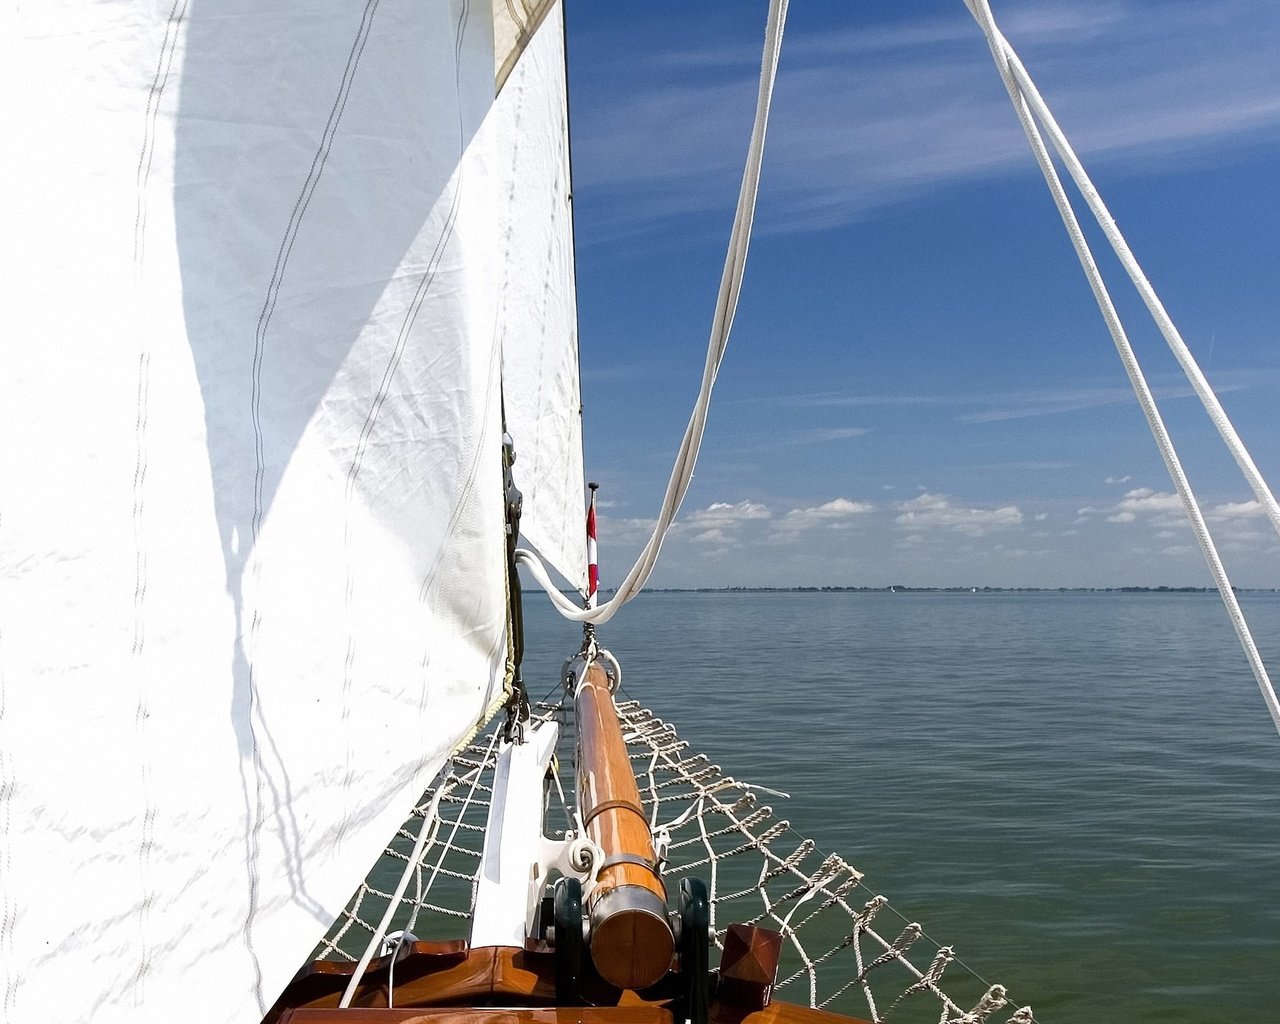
[133, 0, 188, 267]
[244, 0, 382, 1007]
[130, 1, 185, 998]
[0, 510, 15, 1015]
[252, 0, 383, 544]
[551, 93, 576, 563]
[337, 0, 473, 855]
[529, 109, 556, 544]
[130, 351, 158, 1003]
[408, 0, 493, 787]
[503, 0, 531, 48]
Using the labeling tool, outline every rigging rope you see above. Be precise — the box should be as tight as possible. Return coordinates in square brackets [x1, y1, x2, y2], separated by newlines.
[338, 728, 501, 1007]
[978, 21, 1280, 544]
[517, 0, 789, 625]
[964, 0, 1280, 737]
[316, 697, 1037, 1021]
[524, 0, 1279, 738]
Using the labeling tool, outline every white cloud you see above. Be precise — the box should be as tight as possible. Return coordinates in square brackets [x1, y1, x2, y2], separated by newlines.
[686, 500, 771, 525]
[774, 372, 1271, 423]
[1105, 475, 1132, 484]
[774, 497, 873, 534]
[1107, 488, 1185, 526]
[782, 427, 870, 444]
[895, 492, 1023, 536]
[573, 3, 1280, 242]
[598, 514, 659, 539]
[678, 501, 771, 545]
[1208, 499, 1264, 521]
[960, 382, 1249, 424]
[1106, 493, 1277, 559]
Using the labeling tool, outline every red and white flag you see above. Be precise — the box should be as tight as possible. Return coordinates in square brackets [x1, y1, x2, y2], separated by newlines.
[586, 485, 599, 609]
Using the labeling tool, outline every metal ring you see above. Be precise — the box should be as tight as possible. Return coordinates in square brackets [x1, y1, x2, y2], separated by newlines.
[581, 798, 647, 829]
[597, 852, 658, 873]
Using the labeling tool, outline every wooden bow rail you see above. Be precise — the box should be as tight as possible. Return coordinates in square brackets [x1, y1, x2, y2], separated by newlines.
[573, 659, 674, 990]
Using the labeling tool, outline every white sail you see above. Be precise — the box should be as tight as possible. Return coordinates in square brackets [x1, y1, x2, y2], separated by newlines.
[0, 2, 581, 1022]
[494, 10, 589, 591]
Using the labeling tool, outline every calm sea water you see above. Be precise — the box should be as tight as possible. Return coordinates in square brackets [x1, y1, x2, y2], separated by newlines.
[522, 590, 1280, 1024]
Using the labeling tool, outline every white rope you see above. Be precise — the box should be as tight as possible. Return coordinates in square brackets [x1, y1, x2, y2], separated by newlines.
[339, 784, 445, 1008]
[990, 34, 1280, 543]
[339, 729, 500, 1008]
[964, 0, 1280, 738]
[318, 697, 1034, 1019]
[519, 0, 790, 625]
[613, 701, 1033, 1020]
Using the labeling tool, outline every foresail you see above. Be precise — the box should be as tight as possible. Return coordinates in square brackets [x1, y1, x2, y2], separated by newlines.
[0, 2, 566, 1021]
[494, 9, 589, 592]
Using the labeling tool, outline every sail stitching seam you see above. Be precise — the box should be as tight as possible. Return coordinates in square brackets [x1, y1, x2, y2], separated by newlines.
[243, 2, 383, 1007]
[129, 0, 187, 999]
[0, 508, 13, 1021]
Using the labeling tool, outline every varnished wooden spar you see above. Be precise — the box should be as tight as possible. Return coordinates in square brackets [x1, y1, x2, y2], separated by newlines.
[574, 660, 674, 990]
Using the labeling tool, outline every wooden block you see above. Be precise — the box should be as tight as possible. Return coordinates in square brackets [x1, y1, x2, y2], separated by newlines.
[279, 1007, 674, 1024]
[716, 925, 783, 1011]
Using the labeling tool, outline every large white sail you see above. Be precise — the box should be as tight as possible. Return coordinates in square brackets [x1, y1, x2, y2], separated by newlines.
[0, 2, 582, 1022]
[494, 11, 589, 590]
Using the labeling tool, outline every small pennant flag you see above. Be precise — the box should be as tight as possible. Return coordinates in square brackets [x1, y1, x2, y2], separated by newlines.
[586, 483, 599, 609]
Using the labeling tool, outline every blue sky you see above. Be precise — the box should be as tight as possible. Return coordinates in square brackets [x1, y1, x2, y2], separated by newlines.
[559, 0, 1280, 589]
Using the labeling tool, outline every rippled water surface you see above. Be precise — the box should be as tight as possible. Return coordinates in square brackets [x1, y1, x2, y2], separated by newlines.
[522, 590, 1280, 1024]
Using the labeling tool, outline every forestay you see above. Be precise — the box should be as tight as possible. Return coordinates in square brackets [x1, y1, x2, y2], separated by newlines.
[0, 2, 582, 1022]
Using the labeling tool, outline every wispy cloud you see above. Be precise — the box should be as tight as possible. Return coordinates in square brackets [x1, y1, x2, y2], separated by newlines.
[772, 497, 873, 535]
[958, 382, 1249, 423]
[1105, 490, 1270, 539]
[679, 500, 771, 545]
[685, 500, 772, 524]
[784, 427, 870, 444]
[895, 492, 1023, 536]
[1209, 499, 1265, 522]
[762, 373, 1265, 422]
[581, 360, 682, 383]
[572, 1, 1280, 242]
[1107, 487, 1184, 525]
[597, 514, 659, 540]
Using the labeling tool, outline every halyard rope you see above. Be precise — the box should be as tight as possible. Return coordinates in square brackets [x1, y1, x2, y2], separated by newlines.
[516, 0, 789, 625]
[964, 0, 1280, 738]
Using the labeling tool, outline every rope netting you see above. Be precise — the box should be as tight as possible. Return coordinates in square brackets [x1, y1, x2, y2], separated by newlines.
[313, 698, 1034, 1024]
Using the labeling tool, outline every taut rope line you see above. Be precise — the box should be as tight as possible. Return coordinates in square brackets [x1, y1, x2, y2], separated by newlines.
[965, 0, 1280, 737]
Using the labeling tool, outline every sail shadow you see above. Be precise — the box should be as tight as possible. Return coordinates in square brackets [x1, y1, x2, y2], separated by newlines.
[172, 0, 494, 977]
